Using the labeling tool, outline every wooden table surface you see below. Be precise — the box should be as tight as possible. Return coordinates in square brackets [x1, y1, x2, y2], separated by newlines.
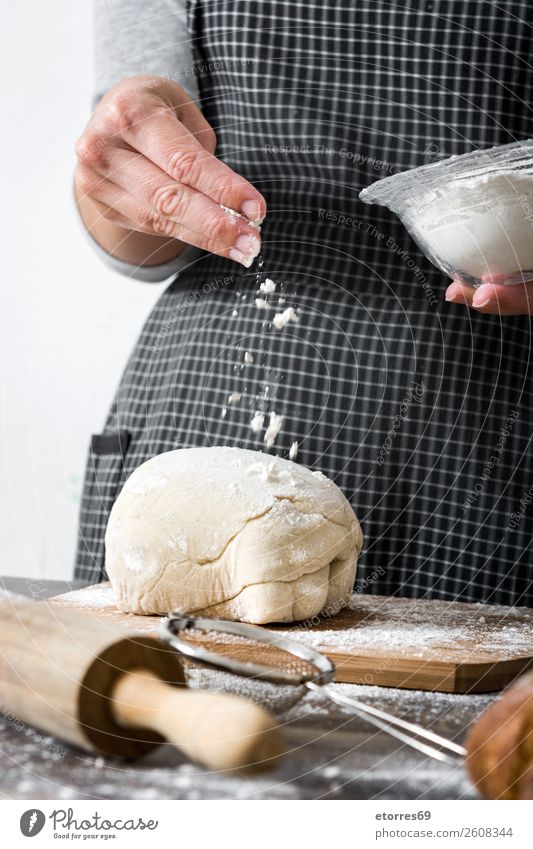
[0, 576, 493, 800]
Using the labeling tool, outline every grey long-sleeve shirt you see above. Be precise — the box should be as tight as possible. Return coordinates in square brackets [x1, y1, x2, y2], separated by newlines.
[82, 0, 203, 282]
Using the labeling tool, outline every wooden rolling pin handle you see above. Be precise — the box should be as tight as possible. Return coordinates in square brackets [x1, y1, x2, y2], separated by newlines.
[112, 669, 285, 772]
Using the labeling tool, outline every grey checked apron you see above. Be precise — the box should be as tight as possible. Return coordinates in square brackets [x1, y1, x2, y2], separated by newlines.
[76, 1, 533, 606]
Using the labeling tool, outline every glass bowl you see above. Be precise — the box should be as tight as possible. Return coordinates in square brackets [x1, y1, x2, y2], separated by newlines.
[359, 140, 533, 288]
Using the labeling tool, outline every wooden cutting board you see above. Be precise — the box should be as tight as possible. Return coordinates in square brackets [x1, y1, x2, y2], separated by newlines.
[50, 583, 533, 694]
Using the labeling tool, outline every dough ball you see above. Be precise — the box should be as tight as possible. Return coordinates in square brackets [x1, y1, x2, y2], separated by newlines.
[105, 447, 363, 623]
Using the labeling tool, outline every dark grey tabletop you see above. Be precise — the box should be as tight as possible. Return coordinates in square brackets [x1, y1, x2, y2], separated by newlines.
[0, 577, 490, 800]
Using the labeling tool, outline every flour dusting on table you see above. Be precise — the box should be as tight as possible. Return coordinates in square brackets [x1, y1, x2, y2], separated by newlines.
[51, 585, 532, 664]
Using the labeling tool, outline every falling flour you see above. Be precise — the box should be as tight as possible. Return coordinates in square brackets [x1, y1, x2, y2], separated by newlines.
[250, 412, 265, 433]
[264, 412, 284, 447]
[220, 263, 298, 452]
[259, 278, 276, 294]
[273, 307, 298, 330]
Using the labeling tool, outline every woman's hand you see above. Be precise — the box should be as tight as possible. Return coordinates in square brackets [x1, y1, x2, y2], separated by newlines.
[75, 75, 265, 268]
[446, 275, 533, 315]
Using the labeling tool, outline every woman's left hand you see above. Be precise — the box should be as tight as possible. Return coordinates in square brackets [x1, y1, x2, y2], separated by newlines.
[446, 277, 533, 315]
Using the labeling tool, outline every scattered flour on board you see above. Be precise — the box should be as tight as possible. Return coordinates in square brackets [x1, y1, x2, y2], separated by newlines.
[50, 584, 532, 666]
[277, 595, 533, 659]
[50, 584, 117, 610]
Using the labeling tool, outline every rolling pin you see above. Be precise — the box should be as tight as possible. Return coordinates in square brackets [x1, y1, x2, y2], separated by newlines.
[0, 591, 284, 771]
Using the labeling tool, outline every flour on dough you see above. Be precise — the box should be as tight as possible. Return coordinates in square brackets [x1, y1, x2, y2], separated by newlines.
[105, 447, 363, 624]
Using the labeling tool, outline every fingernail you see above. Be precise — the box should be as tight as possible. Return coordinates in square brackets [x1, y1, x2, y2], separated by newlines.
[241, 200, 263, 223]
[445, 286, 460, 302]
[235, 233, 261, 258]
[229, 248, 254, 268]
[471, 284, 497, 308]
[472, 288, 494, 308]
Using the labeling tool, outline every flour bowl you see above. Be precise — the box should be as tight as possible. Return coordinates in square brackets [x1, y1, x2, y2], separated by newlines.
[359, 140, 533, 288]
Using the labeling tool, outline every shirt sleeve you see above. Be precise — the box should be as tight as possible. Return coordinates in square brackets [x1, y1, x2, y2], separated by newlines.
[86, 0, 203, 282]
[93, 0, 199, 105]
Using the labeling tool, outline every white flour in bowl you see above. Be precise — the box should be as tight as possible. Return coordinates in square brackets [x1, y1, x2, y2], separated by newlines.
[415, 169, 533, 281]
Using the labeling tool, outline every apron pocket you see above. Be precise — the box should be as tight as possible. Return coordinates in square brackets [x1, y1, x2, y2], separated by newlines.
[74, 430, 131, 582]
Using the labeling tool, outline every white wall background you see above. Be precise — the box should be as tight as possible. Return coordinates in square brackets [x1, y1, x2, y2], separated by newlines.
[0, 2, 165, 580]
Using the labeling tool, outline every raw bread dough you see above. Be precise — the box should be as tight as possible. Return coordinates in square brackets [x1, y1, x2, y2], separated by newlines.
[105, 447, 363, 624]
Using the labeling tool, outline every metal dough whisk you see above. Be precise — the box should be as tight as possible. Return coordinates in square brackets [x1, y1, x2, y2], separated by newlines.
[160, 613, 467, 765]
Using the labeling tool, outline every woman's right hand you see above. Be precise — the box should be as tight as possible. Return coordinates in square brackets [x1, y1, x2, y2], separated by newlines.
[75, 75, 265, 268]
